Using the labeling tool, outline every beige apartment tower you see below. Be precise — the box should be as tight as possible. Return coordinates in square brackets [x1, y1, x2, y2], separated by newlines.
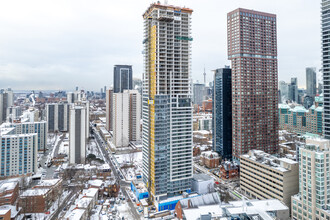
[240, 150, 298, 208]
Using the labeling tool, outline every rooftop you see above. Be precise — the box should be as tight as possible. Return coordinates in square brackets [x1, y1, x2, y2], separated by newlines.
[21, 188, 50, 197]
[0, 205, 20, 218]
[201, 151, 219, 159]
[182, 199, 288, 220]
[88, 179, 103, 188]
[82, 188, 98, 198]
[76, 197, 93, 208]
[180, 192, 220, 209]
[37, 179, 61, 187]
[143, 2, 193, 18]
[65, 208, 86, 220]
[241, 150, 297, 172]
[0, 180, 18, 193]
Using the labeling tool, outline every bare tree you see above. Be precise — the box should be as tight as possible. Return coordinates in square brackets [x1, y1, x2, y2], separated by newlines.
[128, 152, 136, 165]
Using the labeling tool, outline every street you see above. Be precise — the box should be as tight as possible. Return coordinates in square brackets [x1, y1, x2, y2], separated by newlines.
[92, 127, 141, 219]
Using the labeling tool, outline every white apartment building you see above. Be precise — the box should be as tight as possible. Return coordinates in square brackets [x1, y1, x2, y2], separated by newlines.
[6, 106, 22, 123]
[112, 92, 130, 148]
[112, 90, 141, 148]
[67, 91, 86, 104]
[129, 90, 141, 142]
[1, 121, 47, 152]
[292, 139, 330, 219]
[0, 133, 38, 177]
[105, 89, 113, 132]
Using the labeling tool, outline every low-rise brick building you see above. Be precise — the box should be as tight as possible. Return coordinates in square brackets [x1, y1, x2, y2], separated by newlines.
[19, 178, 63, 213]
[19, 188, 52, 213]
[0, 180, 19, 206]
[219, 161, 239, 180]
[200, 151, 219, 168]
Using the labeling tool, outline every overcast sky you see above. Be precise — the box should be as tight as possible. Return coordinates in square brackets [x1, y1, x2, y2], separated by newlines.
[0, 0, 320, 91]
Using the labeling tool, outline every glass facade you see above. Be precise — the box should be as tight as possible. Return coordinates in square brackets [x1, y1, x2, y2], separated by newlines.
[213, 67, 232, 159]
[113, 65, 133, 93]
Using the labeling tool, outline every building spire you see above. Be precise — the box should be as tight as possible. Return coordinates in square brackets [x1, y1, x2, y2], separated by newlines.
[203, 65, 206, 85]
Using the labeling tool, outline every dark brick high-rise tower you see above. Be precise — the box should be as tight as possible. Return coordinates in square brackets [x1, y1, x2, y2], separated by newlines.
[227, 8, 278, 160]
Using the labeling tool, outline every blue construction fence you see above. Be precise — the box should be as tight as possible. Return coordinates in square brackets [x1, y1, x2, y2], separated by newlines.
[130, 182, 149, 201]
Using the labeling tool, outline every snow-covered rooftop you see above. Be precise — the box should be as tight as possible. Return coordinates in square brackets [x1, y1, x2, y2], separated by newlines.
[0, 205, 20, 218]
[82, 188, 98, 198]
[65, 208, 86, 220]
[21, 188, 50, 197]
[37, 179, 61, 187]
[241, 150, 297, 173]
[76, 197, 93, 208]
[0, 181, 18, 193]
[88, 179, 103, 188]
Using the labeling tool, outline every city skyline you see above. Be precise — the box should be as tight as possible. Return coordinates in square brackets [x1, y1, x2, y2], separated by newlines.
[0, 0, 320, 90]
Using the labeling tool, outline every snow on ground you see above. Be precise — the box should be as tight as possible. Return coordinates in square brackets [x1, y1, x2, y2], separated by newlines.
[87, 140, 103, 159]
[114, 152, 142, 181]
[58, 140, 69, 155]
[114, 152, 142, 164]
[117, 202, 139, 220]
[47, 134, 56, 145]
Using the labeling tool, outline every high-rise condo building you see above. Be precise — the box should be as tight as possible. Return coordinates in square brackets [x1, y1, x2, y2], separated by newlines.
[112, 92, 129, 148]
[1, 121, 47, 152]
[129, 90, 141, 142]
[69, 104, 88, 164]
[46, 102, 70, 132]
[112, 90, 141, 148]
[306, 67, 317, 98]
[227, 8, 278, 160]
[213, 67, 232, 160]
[289, 77, 299, 102]
[142, 3, 193, 201]
[114, 65, 133, 93]
[0, 89, 13, 125]
[193, 83, 205, 106]
[291, 141, 330, 219]
[106, 89, 114, 131]
[6, 106, 22, 123]
[323, 0, 330, 139]
[67, 91, 86, 104]
[0, 132, 38, 178]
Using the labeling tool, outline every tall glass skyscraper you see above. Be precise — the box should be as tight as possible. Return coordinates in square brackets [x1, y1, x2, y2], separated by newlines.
[213, 67, 232, 160]
[113, 65, 133, 93]
[306, 67, 317, 98]
[322, 0, 330, 139]
[227, 8, 278, 160]
[142, 3, 193, 202]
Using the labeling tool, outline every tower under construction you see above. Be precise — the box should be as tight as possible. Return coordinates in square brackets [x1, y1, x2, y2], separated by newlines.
[142, 2, 193, 202]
